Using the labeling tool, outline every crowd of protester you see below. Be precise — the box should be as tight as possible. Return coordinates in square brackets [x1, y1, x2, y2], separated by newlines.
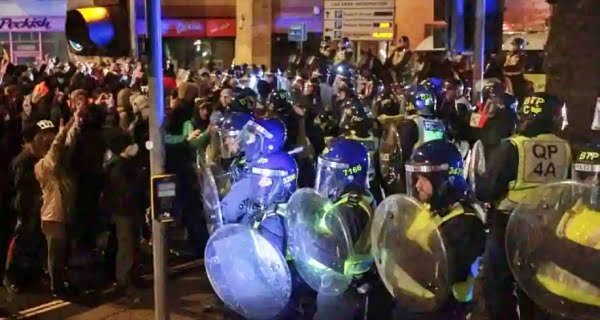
[0, 55, 220, 301]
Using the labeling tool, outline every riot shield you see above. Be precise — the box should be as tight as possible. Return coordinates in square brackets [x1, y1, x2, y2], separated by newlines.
[205, 224, 292, 320]
[199, 164, 231, 235]
[379, 124, 404, 194]
[465, 140, 486, 193]
[286, 188, 354, 296]
[371, 194, 451, 312]
[506, 182, 600, 320]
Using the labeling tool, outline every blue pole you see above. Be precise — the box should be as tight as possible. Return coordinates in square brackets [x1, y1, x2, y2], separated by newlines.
[146, 0, 168, 319]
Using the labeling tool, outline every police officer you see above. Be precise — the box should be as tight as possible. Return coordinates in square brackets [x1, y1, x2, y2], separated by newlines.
[221, 117, 288, 222]
[373, 90, 406, 195]
[468, 79, 517, 161]
[310, 138, 380, 320]
[504, 144, 600, 320]
[392, 140, 485, 319]
[396, 84, 446, 176]
[504, 37, 528, 103]
[208, 112, 253, 182]
[437, 79, 472, 156]
[339, 99, 383, 203]
[472, 92, 572, 320]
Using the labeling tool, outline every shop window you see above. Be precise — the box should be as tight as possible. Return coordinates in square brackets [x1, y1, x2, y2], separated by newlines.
[0, 33, 9, 42]
[13, 32, 38, 42]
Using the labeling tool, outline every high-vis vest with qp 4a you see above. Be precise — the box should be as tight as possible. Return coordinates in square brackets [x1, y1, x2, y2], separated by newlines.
[498, 133, 571, 211]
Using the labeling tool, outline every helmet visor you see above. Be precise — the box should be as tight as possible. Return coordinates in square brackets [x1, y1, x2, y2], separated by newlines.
[238, 121, 272, 160]
[405, 163, 448, 200]
[248, 167, 291, 207]
[315, 157, 351, 199]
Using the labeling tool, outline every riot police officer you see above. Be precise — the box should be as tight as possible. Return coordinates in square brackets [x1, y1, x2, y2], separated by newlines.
[383, 140, 485, 319]
[503, 144, 600, 320]
[396, 84, 446, 176]
[339, 99, 382, 203]
[308, 138, 378, 320]
[209, 112, 253, 181]
[472, 92, 572, 320]
[438, 79, 472, 156]
[373, 90, 406, 195]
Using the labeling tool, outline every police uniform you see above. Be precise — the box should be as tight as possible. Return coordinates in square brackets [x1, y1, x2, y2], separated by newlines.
[472, 93, 572, 320]
[392, 202, 485, 320]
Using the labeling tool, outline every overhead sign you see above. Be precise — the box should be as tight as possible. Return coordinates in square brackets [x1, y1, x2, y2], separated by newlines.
[288, 23, 307, 42]
[324, 0, 395, 41]
[0, 16, 65, 32]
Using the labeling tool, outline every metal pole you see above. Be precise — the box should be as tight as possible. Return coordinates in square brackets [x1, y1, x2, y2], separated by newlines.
[129, 0, 138, 57]
[146, 0, 168, 319]
[472, 0, 486, 104]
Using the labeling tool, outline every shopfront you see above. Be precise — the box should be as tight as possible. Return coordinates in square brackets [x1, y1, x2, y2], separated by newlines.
[137, 18, 236, 70]
[0, 0, 68, 64]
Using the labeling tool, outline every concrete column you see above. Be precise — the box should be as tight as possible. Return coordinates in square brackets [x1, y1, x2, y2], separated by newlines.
[235, 0, 272, 66]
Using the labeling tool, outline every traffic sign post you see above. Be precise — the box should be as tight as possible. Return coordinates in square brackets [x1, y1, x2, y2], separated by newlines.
[324, 0, 395, 41]
[288, 23, 307, 52]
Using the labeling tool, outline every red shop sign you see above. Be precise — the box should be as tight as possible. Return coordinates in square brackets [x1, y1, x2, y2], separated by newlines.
[206, 19, 236, 37]
[162, 19, 206, 38]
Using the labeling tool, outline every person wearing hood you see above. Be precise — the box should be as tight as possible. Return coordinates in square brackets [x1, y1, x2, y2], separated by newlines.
[3, 121, 46, 294]
[100, 129, 142, 298]
[183, 98, 212, 165]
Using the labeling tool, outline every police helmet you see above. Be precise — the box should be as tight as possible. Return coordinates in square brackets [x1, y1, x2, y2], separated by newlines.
[511, 37, 525, 50]
[248, 151, 298, 206]
[316, 138, 369, 199]
[340, 99, 372, 138]
[406, 140, 468, 210]
[517, 92, 563, 135]
[220, 112, 253, 158]
[315, 111, 339, 138]
[443, 79, 465, 97]
[373, 90, 402, 118]
[405, 84, 436, 116]
[573, 144, 600, 185]
[239, 117, 287, 161]
[267, 90, 293, 117]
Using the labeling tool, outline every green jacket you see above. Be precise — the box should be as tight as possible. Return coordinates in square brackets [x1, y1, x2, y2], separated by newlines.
[182, 120, 210, 164]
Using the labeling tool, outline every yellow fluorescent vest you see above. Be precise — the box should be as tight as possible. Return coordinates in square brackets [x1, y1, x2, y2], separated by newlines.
[536, 201, 600, 307]
[391, 204, 477, 303]
[498, 133, 571, 211]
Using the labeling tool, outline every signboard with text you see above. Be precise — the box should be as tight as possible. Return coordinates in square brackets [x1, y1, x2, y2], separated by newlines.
[324, 0, 395, 41]
[0, 16, 65, 32]
[288, 23, 307, 42]
[136, 18, 236, 38]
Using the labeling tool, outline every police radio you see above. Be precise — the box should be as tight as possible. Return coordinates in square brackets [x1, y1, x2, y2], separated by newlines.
[151, 174, 176, 222]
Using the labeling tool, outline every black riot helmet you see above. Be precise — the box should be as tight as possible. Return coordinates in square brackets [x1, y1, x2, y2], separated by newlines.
[315, 110, 339, 138]
[373, 90, 402, 118]
[340, 99, 372, 138]
[481, 78, 504, 102]
[511, 37, 525, 51]
[573, 143, 600, 209]
[443, 79, 465, 98]
[267, 90, 292, 116]
[516, 92, 563, 136]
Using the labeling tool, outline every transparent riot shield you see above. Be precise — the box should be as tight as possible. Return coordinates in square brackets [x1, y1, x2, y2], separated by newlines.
[205, 224, 292, 320]
[371, 194, 451, 312]
[465, 140, 486, 193]
[199, 163, 231, 235]
[379, 124, 404, 194]
[506, 182, 600, 320]
[286, 188, 354, 296]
